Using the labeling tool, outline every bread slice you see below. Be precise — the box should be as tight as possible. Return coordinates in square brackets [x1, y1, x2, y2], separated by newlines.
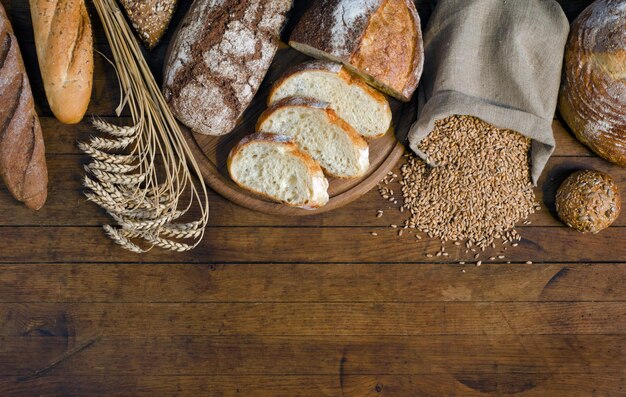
[257, 97, 369, 178]
[268, 61, 392, 139]
[228, 133, 329, 209]
[289, 0, 423, 102]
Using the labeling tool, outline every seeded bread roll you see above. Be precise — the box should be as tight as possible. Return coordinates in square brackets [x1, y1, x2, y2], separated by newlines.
[257, 97, 369, 178]
[0, 4, 48, 210]
[268, 61, 392, 139]
[163, 0, 292, 136]
[29, 0, 93, 124]
[228, 133, 329, 208]
[289, 0, 424, 101]
[556, 170, 621, 233]
[558, 0, 626, 166]
[119, 0, 178, 50]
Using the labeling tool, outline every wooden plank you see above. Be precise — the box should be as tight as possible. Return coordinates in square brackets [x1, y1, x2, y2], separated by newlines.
[0, 155, 623, 227]
[0, 373, 623, 397]
[1, 335, 624, 376]
[0, 225, 623, 263]
[1, 302, 624, 336]
[0, 263, 624, 303]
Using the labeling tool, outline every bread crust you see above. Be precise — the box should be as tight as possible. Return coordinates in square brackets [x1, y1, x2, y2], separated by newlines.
[119, 0, 178, 50]
[29, 0, 93, 124]
[163, 0, 292, 136]
[228, 132, 329, 208]
[267, 61, 392, 139]
[558, 0, 626, 166]
[256, 96, 369, 178]
[289, 0, 423, 101]
[0, 4, 48, 210]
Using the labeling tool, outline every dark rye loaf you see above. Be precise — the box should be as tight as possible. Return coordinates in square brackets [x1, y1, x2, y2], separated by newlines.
[163, 0, 292, 136]
[0, 4, 48, 210]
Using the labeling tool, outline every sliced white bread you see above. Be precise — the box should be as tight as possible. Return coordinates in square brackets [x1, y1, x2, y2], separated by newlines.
[268, 61, 392, 139]
[228, 133, 330, 209]
[257, 97, 369, 178]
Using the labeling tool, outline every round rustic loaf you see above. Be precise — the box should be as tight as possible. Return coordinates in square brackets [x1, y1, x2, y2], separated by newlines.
[558, 0, 626, 166]
[556, 170, 621, 233]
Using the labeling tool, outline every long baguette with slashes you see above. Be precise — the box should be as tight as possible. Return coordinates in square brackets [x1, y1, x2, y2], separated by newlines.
[0, 3, 48, 210]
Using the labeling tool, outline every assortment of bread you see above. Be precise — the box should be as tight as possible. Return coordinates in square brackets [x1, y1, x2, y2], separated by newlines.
[0, 0, 622, 234]
[29, 0, 93, 124]
[558, 0, 626, 166]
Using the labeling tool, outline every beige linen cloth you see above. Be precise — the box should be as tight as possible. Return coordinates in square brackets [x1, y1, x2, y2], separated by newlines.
[408, 0, 570, 184]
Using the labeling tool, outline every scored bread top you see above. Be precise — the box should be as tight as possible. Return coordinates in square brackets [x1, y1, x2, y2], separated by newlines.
[289, 0, 423, 101]
[257, 96, 370, 178]
[163, 0, 292, 136]
[558, 0, 626, 166]
[268, 61, 392, 139]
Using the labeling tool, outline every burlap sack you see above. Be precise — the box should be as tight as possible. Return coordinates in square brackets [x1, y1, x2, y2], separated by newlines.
[408, 0, 570, 184]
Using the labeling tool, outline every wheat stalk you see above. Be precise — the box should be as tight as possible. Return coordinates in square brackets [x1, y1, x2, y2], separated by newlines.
[83, 0, 210, 253]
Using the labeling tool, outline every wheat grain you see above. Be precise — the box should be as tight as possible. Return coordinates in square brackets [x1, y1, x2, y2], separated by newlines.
[82, 0, 209, 253]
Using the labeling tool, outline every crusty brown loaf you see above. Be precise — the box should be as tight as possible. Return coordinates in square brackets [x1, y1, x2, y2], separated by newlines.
[558, 0, 626, 166]
[29, 0, 93, 124]
[163, 0, 292, 136]
[289, 0, 423, 102]
[119, 0, 178, 50]
[0, 4, 48, 210]
[556, 170, 621, 233]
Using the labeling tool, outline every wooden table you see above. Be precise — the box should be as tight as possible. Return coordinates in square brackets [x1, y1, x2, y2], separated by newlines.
[1, 0, 624, 396]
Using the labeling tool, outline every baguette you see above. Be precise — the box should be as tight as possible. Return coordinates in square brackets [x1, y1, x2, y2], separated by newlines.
[0, 4, 48, 210]
[29, 0, 93, 124]
[228, 133, 329, 208]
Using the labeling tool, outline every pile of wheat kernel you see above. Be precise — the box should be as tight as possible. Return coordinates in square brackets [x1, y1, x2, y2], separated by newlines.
[400, 115, 538, 249]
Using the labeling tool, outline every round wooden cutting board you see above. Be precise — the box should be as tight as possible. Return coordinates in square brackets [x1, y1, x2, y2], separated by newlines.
[182, 46, 416, 216]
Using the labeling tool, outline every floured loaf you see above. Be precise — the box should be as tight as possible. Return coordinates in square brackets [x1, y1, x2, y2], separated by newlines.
[257, 97, 369, 178]
[289, 0, 423, 101]
[163, 0, 292, 136]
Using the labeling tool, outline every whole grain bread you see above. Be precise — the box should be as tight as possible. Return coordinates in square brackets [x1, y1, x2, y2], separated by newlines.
[119, 0, 178, 50]
[0, 4, 48, 210]
[163, 0, 292, 136]
[289, 0, 423, 101]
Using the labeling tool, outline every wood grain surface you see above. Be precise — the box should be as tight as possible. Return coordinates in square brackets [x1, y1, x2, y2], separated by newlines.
[1, 0, 624, 396]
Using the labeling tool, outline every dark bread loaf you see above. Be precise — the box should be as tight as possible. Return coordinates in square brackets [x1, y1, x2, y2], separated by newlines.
[0, 4, 48, 210]
[558, 0, 626, 166]
[119, 0, 178, 50]
[163, 0, 292, 136]
[289, 0, 424, 101]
